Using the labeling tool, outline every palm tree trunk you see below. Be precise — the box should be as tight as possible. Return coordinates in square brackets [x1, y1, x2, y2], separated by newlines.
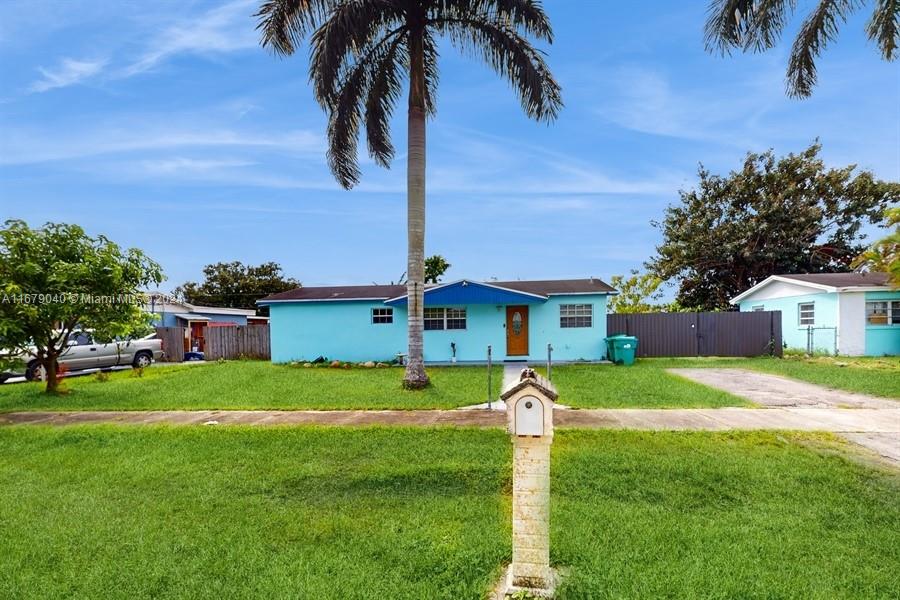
[403, 23, 429, 389]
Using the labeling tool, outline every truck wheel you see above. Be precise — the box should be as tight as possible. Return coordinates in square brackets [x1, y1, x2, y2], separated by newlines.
[133, 351, 153, 368]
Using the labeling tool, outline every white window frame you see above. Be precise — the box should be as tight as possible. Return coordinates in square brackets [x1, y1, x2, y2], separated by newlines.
[798, 302, 815, 326]
[560, 303, 593, 328]
[751, 305, 765, 312]
[865, 300, 900, 326]
[424, 307, 467, 331]
[371, 307, 393, 324]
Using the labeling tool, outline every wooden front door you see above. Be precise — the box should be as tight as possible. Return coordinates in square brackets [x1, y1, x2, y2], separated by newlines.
[506, 306, 529, 356]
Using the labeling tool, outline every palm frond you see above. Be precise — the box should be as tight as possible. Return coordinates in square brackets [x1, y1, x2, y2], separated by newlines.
[428, 0, 554, 42]
[867, 0, 900, 60]
[325, 53, 375, 188]
[704, 0, 757, 53]
[705, 0, 797, 54]
[423, 30, 440, 115]
[365, 36, 407, 167]
[787, 0, 861, 98]
[743, 0, 796, 51]
[256, 0, 335, 55]
[434, 15, 562, 121]
[309, 1, 406, 107]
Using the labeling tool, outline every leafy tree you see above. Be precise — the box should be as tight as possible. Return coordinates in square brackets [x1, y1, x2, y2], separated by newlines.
[853, 207, 900, 288]
[607, 271, 665, 314]
[648, 143, 899, 311]
[0, 220, 162, 393]
[257, 0, 561, 389]
[705, 0, 899, 97]
[424, 255, 451, 284]
[174, 261, 299, 315]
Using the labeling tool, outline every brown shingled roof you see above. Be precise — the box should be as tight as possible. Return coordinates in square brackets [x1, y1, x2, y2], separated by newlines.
[779, 272, 890, 288]
[260, 278, 615, 302]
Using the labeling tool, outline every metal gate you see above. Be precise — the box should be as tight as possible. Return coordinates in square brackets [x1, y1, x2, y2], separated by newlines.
[606, 311, 782, 358]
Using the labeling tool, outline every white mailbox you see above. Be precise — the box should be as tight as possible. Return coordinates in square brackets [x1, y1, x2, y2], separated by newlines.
[499, 367, 559, 595]
[501, 368, 558, 438]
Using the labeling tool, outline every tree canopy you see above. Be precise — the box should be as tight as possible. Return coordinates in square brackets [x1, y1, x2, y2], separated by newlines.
[607, 271, 666, 314]
[174, 261, 299, 313]
[424, 255, 451, 283]
[0, 220, 163, 393]
[853, 207, 900, 288]
[648, 143, 900, 311]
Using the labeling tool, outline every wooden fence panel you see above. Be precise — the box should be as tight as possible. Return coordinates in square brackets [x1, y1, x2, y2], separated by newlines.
[606, 311, 781, 358]
[204, 325, 270, 360]
[154, 327, 185, 362]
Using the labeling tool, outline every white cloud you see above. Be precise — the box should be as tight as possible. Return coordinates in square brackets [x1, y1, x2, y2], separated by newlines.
[138, 157, 256, 174]
[120, 0, 258, 77]
[594, 65, 780, 148]
[0, 122, 323, 165]
[21, 0, 258, 94]
[418, 126, 684, 196]
[29, 57, 107, 92]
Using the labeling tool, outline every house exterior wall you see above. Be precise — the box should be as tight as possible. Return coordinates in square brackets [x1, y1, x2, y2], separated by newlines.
[864, 290, 900, 356]
[268, 294, 609, 363]
[739, 291, 838, 352]
[740, 288, 900, 356]
[838, 292, 866, 356]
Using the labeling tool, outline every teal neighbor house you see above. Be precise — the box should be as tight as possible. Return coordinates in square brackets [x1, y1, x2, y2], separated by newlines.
[259, 278, 616, 363]
[731, 272, 899, 356]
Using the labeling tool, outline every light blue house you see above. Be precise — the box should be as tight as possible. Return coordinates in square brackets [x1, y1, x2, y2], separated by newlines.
[731, 272, 899, 356]
[259, 278, 616, 363]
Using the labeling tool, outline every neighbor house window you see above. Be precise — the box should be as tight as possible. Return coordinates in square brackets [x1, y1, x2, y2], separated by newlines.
[752, 305, 765, 312]
[424, 307, 467, 330]
[865, 301, 900, 326]
[372, 308, 393, 324]
[560, 304, 592, 328]
[798, 302, 815, 326]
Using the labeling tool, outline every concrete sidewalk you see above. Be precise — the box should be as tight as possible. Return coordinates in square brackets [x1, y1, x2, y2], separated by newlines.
[3, 407, 897, 433]
[4, 407, 897, 463]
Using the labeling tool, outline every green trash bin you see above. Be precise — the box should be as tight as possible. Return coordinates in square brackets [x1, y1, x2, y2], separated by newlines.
[605, 335, 638, 366]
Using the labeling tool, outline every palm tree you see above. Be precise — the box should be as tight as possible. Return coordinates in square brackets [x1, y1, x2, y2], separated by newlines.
[256, 0, 562, 388]
[705, 0, 898, 97]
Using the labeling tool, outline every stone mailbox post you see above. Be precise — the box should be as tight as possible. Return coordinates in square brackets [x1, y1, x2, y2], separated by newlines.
[500, 367, 558, 596]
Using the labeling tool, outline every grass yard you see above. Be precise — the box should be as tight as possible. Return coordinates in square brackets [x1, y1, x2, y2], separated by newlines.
[545, 363, 748, 408]
[658, 355, 900, 400]
[0, 361, 502, 412]
[1, 426, 897, 599]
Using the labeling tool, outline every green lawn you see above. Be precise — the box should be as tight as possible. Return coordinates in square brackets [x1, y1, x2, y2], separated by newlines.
[546, 362, 748, 408]
[657, 355, 900, 399]
[0, 361, 501, 411]
[1, 426, 896, 599]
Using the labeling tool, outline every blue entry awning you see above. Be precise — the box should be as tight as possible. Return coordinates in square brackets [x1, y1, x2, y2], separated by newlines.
[385, 280, 547, 307]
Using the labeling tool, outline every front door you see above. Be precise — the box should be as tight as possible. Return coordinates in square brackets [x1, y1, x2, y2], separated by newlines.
[506, 306, 529, 356]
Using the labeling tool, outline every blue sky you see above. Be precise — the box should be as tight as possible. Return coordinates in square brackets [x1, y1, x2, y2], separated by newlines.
[1, 1, 898, 292]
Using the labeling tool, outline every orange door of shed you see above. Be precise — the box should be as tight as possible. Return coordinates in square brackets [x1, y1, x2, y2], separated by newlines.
[506, 306, 529, 356]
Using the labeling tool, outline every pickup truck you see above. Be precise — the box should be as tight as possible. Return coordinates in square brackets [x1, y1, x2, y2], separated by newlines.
[0, 330, 164, 383]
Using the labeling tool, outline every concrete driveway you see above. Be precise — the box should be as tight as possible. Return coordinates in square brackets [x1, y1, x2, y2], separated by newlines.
[669, 368, 899, 464]
[668, 368, 898, 409]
